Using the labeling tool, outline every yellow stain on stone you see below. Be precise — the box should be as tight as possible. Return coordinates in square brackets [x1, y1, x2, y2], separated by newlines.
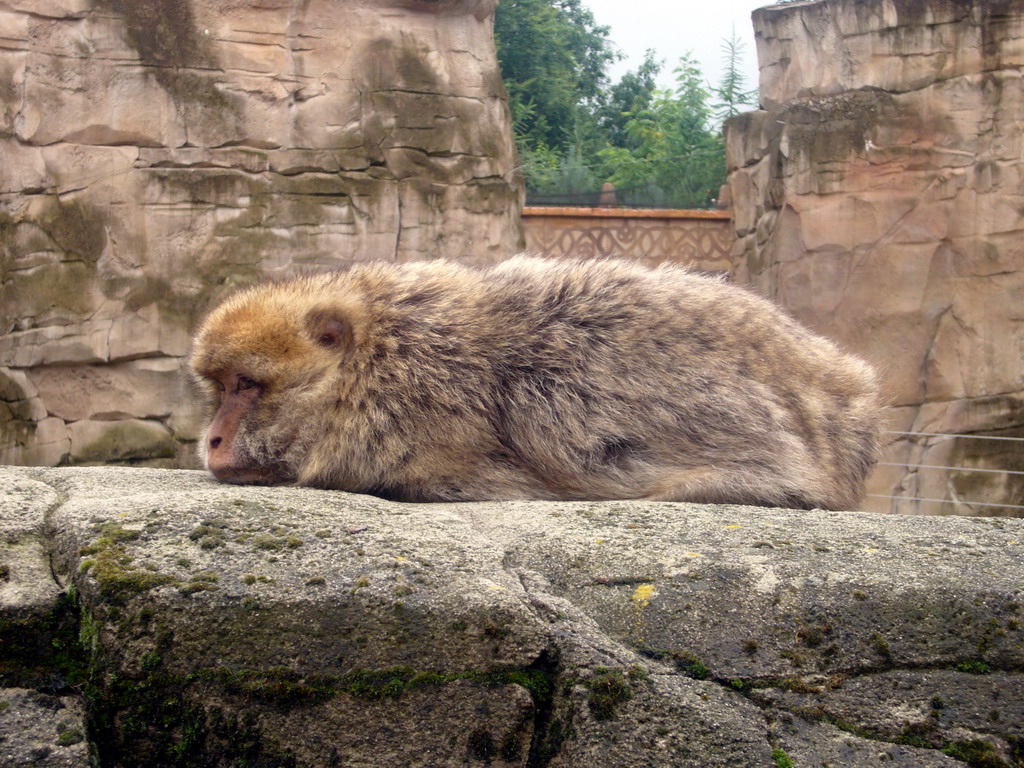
[682, 552, 702, 558]
[394, 555, 408, 563]
[724, 524, 742, 529]
[631, 583, 656, 608]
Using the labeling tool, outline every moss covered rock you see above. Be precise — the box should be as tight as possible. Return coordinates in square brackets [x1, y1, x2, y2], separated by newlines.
[2, 466, 1023, 766]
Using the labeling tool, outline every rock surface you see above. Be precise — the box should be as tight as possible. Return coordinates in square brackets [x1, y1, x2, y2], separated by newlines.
[0, 0, 523, 469]
[0, 689, 88, 768]
[1, 465, 1022, 767]
[725, 0, 1024, 516]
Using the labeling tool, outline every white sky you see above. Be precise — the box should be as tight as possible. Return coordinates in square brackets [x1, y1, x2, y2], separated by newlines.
[580, 0, 771, 99]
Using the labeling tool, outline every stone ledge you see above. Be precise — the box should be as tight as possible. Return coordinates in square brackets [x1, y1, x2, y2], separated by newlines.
[1, 466, 1022, 767]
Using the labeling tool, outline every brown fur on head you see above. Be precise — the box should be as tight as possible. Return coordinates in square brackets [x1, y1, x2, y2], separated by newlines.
[190, 258, 882, 509]
[191, 278, 364, 484]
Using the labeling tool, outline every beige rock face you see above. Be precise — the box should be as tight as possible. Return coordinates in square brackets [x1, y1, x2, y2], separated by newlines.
[727, 0, 1024, 515]
[0, 0, 523, 468]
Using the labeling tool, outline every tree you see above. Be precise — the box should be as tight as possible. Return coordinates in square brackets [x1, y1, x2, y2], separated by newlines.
[599, 54, 725, 208]
[712, 28, 757, 123]
[494, 0, 617, 154]
[494, 3, 752, 209]
[595, 50, 661, 149]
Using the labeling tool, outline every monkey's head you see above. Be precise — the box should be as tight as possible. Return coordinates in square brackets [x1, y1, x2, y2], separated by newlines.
[190, 279, 361, 486]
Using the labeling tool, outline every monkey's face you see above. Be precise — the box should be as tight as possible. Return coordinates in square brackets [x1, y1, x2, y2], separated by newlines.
[196, 370, 287, 485]
[190, 282, 357, 487]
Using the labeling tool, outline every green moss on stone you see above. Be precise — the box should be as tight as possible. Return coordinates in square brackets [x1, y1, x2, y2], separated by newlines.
[0, 588, 89, 690]
[776, 676, 821, 694]
[780, 649, 805, 667]
[582, 668, 632, 721]
[869, 632, 892, 661]
[179, 581, 220, 596]
[941, 739, 1008, 768]
[772, 748, 795, 768]
[80, 523, 141, 554]
[627, 665, 649, 681]
[898, 722, 939, 749]
[189, 523, 228, 550]
[198, 666, 337, 705]
[82, 544, 175, 604]
[194, 663, 553, 708]
[252, 534, 291, 551]
[797, 624, 829, 648]
[638, 646, 710, 680]
[56, 729, 84, 746]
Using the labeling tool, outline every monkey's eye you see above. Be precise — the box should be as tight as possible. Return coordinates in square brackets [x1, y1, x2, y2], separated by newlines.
[215, 380, 226, 393]
[236, 376, 259, 392]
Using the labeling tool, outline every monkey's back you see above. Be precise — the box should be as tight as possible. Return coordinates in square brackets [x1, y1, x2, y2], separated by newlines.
[306, 257, 881, 510]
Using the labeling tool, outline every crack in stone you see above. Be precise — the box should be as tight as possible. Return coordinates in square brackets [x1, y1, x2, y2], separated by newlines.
[19, 470, 71, 592]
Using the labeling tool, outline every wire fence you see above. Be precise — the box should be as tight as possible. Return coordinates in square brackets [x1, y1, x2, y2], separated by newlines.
[524, 180, 722, 210]
[868, 430, 1024, 514]
[887, 430, 1024, 443]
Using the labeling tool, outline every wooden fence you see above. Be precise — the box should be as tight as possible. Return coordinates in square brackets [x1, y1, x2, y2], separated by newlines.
[521, 207, 735, 273]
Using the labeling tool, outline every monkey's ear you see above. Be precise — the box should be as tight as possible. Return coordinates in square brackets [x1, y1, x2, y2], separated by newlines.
[305, 310, 354, 357]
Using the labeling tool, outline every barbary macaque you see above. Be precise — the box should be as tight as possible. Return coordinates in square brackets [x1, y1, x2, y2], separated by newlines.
[190, 257, 882, 509]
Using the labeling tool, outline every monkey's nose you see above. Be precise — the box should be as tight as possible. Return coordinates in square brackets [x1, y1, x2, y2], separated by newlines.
[205, 435, 235, 479]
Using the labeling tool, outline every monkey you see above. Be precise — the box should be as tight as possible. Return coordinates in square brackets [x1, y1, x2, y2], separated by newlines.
[189, 256, 882, 510]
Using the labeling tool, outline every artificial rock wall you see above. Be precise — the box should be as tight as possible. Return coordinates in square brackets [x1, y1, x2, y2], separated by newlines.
[0, 0, 523, 468]
[726, 0, 1024, 515]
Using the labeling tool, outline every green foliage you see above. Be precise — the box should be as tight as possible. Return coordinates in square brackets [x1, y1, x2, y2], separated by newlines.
[596, 50, 662, 149]
[599, 54, 724, 208]
[495, 0, 616, 153]
[494, 2, 752, 209]
[521, 141, 600, 198]
[772, 748, 795, 768]
[712, 28, 758, 123]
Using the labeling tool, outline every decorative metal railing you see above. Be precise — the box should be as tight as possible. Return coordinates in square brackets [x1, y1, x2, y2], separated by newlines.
[521, 207, 735, 274]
